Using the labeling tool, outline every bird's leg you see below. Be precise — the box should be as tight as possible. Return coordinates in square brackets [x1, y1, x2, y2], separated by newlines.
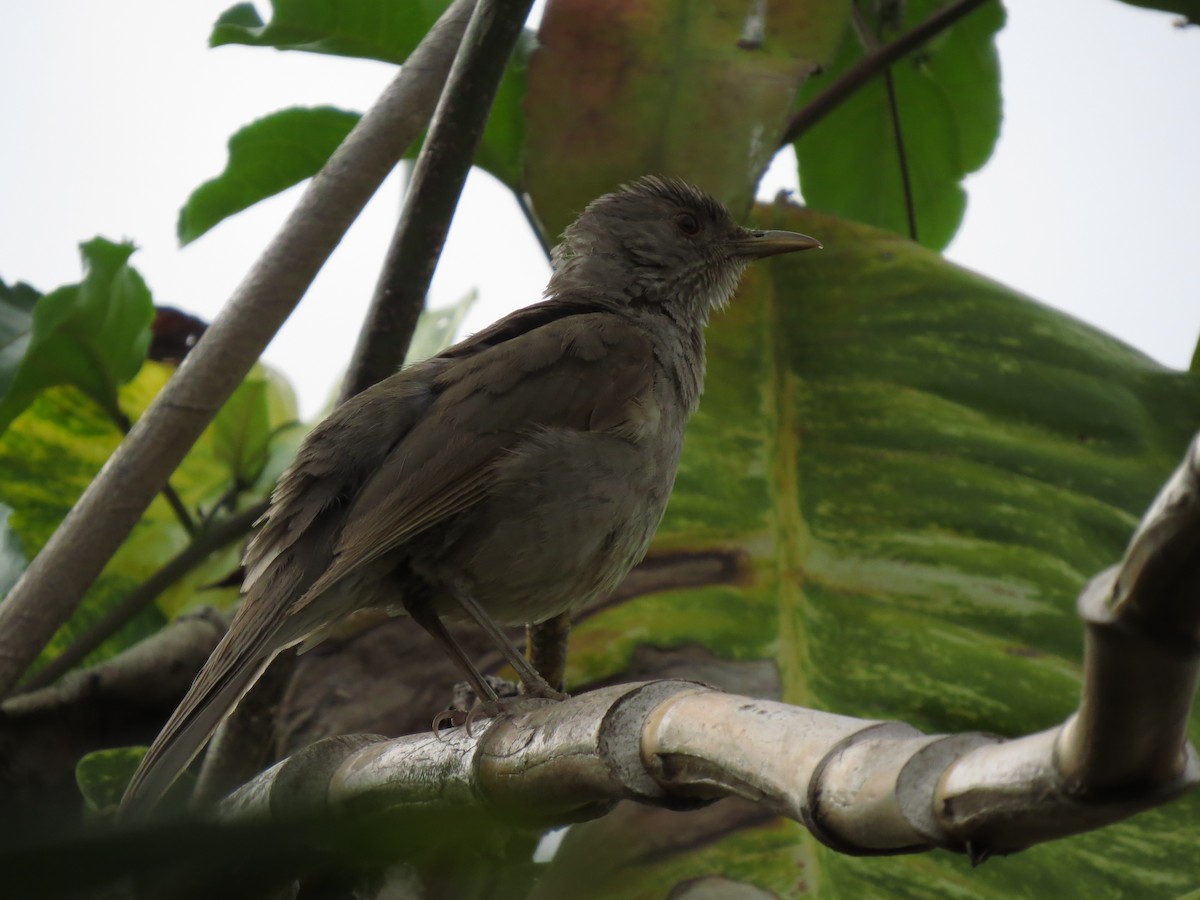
[446, 584, 568, 701]
[401, 595, 501, 707]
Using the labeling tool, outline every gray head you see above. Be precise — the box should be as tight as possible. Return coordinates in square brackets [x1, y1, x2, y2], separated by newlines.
[547, 176, 821, 319]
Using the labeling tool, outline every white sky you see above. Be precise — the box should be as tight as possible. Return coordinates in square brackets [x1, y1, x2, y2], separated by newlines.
[1, 0, 1197, 420]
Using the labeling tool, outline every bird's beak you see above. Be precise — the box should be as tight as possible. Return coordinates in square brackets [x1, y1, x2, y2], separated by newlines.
[730, 229, 823, 259]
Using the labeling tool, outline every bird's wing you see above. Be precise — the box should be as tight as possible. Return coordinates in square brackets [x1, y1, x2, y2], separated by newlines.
[120, 364, 449, 818]
[291, 311, 656, 612]
[242, 360, 450, 591]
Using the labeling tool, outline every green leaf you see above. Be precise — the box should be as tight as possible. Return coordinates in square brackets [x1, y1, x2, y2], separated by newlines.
[524, 0, 851, 240]
[210, 364, 300, 489]
[201, 1, 532, 226]
[0, 365, 224, 672]
[795, 1, 1004, 250]
[405, 289, 478, 365]
[76, 747, 146, 813]
[554, 205, 1200, 896]
[181, 32, 532, 238]
[178, 107, 360, 245]
[211, 0, 451, 64]
[0, 239, 154, 435]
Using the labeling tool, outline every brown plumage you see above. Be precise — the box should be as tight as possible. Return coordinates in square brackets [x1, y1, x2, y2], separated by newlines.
[119, 176, 820, 817]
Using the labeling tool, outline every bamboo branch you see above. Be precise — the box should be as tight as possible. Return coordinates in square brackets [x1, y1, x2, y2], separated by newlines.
[218, 432, 1200, 860]
[341, 0, 536, 401]
[779, 0, 993, 148]
[0, 0, 478, 699]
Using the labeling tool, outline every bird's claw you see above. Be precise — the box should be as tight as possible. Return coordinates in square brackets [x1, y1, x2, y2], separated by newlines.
[431, 700, 503, 738]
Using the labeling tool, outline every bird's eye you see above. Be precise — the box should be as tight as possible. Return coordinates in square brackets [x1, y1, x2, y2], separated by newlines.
[675, 212, 700, 235]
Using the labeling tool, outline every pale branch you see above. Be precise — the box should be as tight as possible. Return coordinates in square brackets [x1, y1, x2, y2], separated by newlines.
[2, 610, 227, 719]
[0, 0, 478, 699]
[218, 433, 1200, 860]
[778, 0, 993, 148]
[15, 500, 267, 695]
[341, 0, 536, 401]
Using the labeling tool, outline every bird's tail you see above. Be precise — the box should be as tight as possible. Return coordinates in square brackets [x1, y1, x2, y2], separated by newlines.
[118, 628, 279, 821]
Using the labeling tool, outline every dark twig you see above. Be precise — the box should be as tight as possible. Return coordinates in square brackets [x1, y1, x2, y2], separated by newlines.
[851, 6, 918, 242]
[778, 0, 992, 148]
[516, 191, 552, 261]
[0, 0, 477, 698]
[15, 500, 268, 695]
[883, 69, 918, 241]
[159, 483, 197, 536]
[341, 0, 536, 400]
[113, 409, 196, 536]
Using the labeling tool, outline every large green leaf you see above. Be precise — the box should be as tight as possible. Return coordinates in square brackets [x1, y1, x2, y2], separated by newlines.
[210, 0, 450, 63]
[524, 0, 850, 240]
[552, 205, 1200, 896]
[0, 240, 154, 434]
[795, 1, 1004, 251]
[188, 3, 532, 239]
[178, 36, 534, 243]
[178, 107, 360, 245]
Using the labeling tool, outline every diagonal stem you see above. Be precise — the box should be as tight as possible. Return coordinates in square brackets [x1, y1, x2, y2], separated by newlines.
[112, 408, 196, 536]
[852, 5, 918, 242]
[779, 0, 993, 148]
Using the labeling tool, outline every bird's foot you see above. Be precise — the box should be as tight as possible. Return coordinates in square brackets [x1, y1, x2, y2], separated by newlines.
[432, 675, 517, 737]
[432, 703, 500, 736]
[520, 678, 568, 702]
[431, 675, 569, 737]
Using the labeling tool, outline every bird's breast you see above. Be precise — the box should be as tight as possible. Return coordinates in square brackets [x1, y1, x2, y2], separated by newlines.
[424, 423, 685, 625]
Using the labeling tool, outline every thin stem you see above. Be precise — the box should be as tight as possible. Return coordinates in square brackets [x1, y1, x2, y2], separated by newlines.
[16, 499, 267, 694]
[779, 0, 993, 148]
[516, 190, 552, 261]
[883, 67, 918, 242]
[112, 408, 197, 536]
[341, 0, 536, 401]
[851, 5, 918, 243]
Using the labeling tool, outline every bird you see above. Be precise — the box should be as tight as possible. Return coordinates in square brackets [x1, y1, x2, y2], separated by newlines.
[119, 175, 821, 817]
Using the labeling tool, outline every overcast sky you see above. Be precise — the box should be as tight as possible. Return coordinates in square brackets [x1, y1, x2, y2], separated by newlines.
[2, 0, 1197, 419]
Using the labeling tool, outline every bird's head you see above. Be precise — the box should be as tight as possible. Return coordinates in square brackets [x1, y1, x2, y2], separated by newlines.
[547, 176, 821, 319]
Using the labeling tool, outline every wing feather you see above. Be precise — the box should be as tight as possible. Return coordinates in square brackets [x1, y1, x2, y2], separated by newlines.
[291, 313, 656, 611]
